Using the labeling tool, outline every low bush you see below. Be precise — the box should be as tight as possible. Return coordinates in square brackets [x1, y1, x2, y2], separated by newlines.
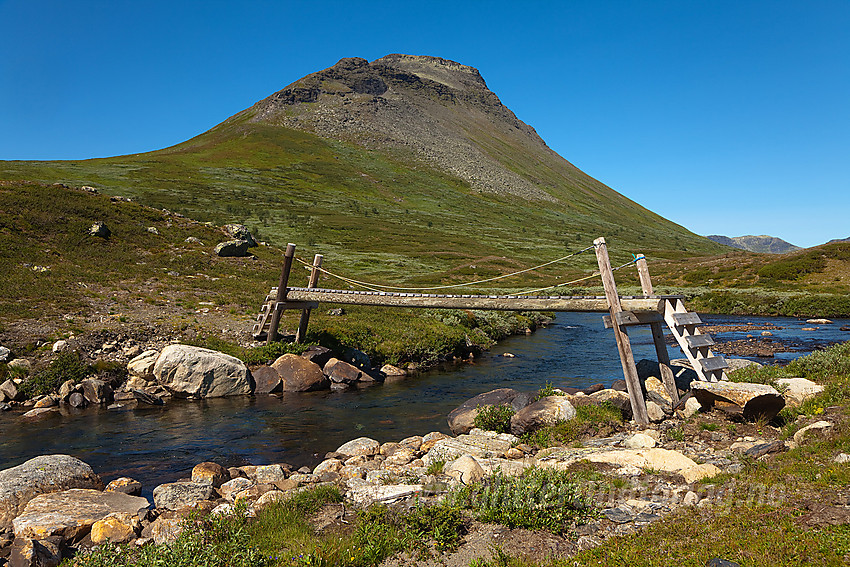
[450, 467, 596, 534]
[523, 402, 623, 447]
[474, 403, 516, 434]
[19, 350, 90, 399]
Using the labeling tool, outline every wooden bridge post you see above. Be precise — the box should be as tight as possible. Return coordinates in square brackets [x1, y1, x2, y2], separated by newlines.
[635, 254, 680, 405]
[594, 238, 649, 425]
[295, 254, 323, 344]
[267, 243, 297, 344]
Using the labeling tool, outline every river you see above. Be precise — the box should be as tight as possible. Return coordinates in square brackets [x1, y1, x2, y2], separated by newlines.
[1, 313, 848, 498]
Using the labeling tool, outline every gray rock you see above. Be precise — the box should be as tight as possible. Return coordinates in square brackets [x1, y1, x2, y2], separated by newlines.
[130, 389, 163, 405]
[22, 407, 56, 419]
[510, 396, 576, 436]
[191, 463, 229, 488]
[214, 240, 250, 257]
[447, 388, 531, 435]
[81, 379, 113, 405]
[222, 224, 257, 247]
[327, 308, 345, 316]
[793, 420, 833, 445]
[691, 381, 785, 421]
[336, 437, 380, 458]
[0, 346, 9, 362]
[646, 400, 667, 423]
[153, 344, 253, 398]
[251, 365, 282, 394]
[0, 402, 10, 411]
[185, 236, 203, 245]
[271, 354, 328, 392]
[68, 392, 87, 408]
[105, 478, 143, 496]
[127, 350, 159, 381]
[147, 226, 159, 235]
[89, 222, 110, 238]
[0, 455, 104, 531]
[775, 377, 824, 408]
[603, 507, 635, 524]
[7, 358, 31, 373]
[706, 559, 741, 567]
[13, 489, 149, 543]
[152, 482, 214, 511]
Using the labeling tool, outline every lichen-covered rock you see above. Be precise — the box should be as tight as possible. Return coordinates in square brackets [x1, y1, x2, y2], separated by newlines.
[445, 455, 484, 485]
[105, 478, 142, 496]
[775, 378, 824, 408]
[152, 482, 213, 511]
[0, 455, 104, 531]
[9, 537, 61, 567]
[191, 462, 229, 488]
[153, 344, 253, 398]
[222, 224, 258, 247]
[90, 511, 141, 544]
[12, 489, 149, 542]
[324, 358, 362, 384]
[81, 378, 113, 405]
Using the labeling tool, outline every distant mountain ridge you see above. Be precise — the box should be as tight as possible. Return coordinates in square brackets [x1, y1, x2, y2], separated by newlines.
[706, 234, 800, 254]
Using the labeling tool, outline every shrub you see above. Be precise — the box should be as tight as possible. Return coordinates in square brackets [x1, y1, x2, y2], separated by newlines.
[18, 350, 90, 399]
[523, 402, 623, 447]
[450, 467, 596, 534]
[473, 403, 516, 433]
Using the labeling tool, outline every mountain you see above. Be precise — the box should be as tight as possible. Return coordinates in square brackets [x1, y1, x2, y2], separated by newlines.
[827, 237, 850, 244]
[706, 235, 800, 254]
[1, 55, 724, 284]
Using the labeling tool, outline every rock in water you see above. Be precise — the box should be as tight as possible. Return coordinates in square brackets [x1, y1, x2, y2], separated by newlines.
[127, 350, 159, 381]
[690, 381, 785, 421]
[214, 239, 250, 257]
[0, 455, 104, 531]
[153, 344, 253, 398]
[251, 365, 283, 394]
[510, 396, 576, 436]
[271, 354, 328, 392]
[324, 358, 362, 384]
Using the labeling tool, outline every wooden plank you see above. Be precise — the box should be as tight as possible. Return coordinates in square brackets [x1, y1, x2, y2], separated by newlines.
[602, 310, 664, 328]
[594, 237, 649, 426]
[635, 254, 654, 295]
[285, 288, 664, 313]
[671, 312, 702, 326]
[686, 334, 715, 348]
[698, 357, 729, 372]
[267, 243, 296, 344]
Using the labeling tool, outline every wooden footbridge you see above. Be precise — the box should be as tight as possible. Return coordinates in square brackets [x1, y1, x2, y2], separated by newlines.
[252, 237, 729, 425]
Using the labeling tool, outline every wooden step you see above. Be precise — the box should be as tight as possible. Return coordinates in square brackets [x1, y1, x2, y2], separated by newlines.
[685, 334, 715, 348]
[671, 312, 702, 326]
[698, 357, 729, 372]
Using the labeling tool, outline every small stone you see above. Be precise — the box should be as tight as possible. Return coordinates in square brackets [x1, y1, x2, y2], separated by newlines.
[52, 340, 68, 353]
[680, 463, 721, 483]
[106, 477, 143, 496]
[313, 459, 343, 475]
[152, 482, 213, 510]
[682, 491, 699, 506]
[218, 478, 254, 501]
[445, 455, 485, 485]
[833, 453, 850, 464]
[793, 420, 833, 445]
[706, 559, 741, 567]
[89, 221, 110, 238]
[603, 507, 635, 524]
[147, 227, 159, 235]
[214, 239, 250, 257]
[682, 396, 702, 418]
[0, 346, 9, 362]
[646, 401, 666, 423]
[90, 511, 140, 544]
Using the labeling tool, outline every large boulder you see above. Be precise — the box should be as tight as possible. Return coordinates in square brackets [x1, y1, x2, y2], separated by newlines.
[447, 388, 532, 435]
[9, 537, 61, 567]
[127, 350, 159, 381]
[153, 344, 253, 398]
[271, 354, 328, 392]
[0, 455, 104, 532]
[0, 379, 23, 402]
[336, 437, 380, 458]
[214, 240, 250, 257]
[301, 345, 333, 367]
[12, 489, 149, 542]
[691, 381, 785, 420]
[510, 396, 576, 436]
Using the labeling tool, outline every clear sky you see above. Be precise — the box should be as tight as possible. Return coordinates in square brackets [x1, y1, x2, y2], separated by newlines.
[1, 0, 847, 248]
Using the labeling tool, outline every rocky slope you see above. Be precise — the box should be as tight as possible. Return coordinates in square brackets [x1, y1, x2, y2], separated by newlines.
[706, 234, 800, 254]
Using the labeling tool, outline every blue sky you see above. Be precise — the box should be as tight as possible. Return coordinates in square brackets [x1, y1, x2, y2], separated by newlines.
[1, 0, 847, 248]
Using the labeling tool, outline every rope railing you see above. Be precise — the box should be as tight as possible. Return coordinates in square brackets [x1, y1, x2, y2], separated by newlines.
[293, 244, 597, 293]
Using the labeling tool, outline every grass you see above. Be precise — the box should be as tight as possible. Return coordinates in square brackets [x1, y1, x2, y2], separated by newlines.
[473, 403, 516, 434]
[18, 350, 91, 398]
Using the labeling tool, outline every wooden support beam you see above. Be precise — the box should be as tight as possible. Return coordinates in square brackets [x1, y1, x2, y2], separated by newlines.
[267, 243, 296, 344]
[295, 254, 322, 344]
[635, 253, 679, 405]
[595, 237, 649, 425]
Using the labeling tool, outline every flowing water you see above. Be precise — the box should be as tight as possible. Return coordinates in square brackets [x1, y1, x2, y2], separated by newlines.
[1, 313, 848, 498]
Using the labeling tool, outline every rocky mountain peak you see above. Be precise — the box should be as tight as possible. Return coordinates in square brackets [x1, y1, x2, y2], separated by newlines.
[373, 54, 487, 92]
